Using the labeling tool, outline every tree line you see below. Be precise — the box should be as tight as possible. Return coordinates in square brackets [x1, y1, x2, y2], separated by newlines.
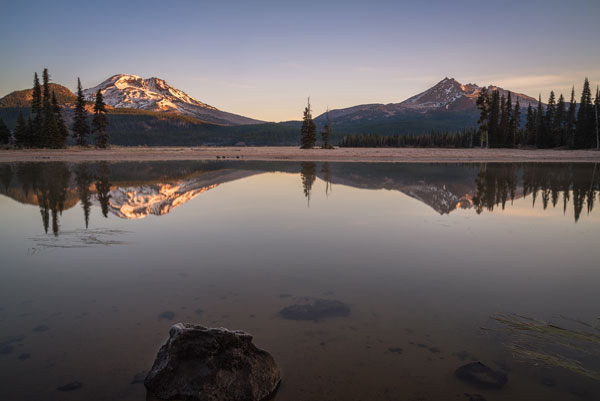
[339, 129, 478, 148]
[0, 69, 109, 148]
[476, 78, 599, 149]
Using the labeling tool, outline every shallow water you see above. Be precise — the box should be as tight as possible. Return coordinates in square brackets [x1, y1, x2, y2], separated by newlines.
[0, 161, 599, 401]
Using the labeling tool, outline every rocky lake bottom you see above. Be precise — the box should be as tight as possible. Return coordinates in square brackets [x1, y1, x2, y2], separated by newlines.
[0, 160, 599, 401]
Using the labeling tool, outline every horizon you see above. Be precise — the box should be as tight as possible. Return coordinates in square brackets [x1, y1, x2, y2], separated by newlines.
[1, 0, 600, 122]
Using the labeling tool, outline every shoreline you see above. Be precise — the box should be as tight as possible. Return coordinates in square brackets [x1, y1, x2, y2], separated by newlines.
[1, 146, 599, 163]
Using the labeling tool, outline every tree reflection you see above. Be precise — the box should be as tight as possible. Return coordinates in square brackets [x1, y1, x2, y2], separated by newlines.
[74, 164, 93, 228]
[95, 162, 112, 218]
[473, 163, 599, 222]
[300, 162, 317, 206]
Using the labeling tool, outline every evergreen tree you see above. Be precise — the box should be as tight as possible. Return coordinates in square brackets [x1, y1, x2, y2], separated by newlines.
[525, 104, 534, 146]
[13, 112, 28, 147]
[320, 108, 333, 149]
[567, 86, 577, 148]
[0, 118, 10, 145]
[52, 92, 69, 148]
[595, 86, 600, 150]
[499, 93, 509, 147]
[535, 94, 545, 148]
[91, 89, 109, 148]
[505, 92, 514, 147]
[488, 90, 500, 147]
[41, 68, 59, 148]
[555, 94, 566, 147]
[575, 78, 594, 148]
[476, 87, 489, 148]
[31, 72, 43, 148]
[545, 91, 556, 148]
[72, 78, 89, 147]
[300, 97, 316, 149]
[512, 98, 521, 147]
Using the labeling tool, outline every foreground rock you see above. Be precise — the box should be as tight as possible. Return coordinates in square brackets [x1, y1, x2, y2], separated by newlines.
[279, 299, 350, 321]
[144, 323, 280, 401]
[455, 362, 508, 389]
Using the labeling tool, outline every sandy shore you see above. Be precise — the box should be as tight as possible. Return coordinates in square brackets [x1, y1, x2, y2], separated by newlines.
[1, 146, 599, 163]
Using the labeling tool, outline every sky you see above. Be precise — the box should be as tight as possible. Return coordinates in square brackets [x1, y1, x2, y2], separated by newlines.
[1, 0, 599, 122]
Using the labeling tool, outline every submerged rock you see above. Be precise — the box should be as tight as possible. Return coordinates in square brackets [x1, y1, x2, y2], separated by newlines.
[145, 323, 280, 401]
[455, 362, 508, 389]
[57, 381, 82, 391]
[279, 299, 350, 321]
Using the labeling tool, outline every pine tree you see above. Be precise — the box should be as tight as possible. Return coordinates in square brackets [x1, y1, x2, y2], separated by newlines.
[575, 78, 594, 148]
[545, 91, 556, 148]
[525, 104, 534, 146]
[320, 108, 333, 149]
[31, 72, 43, 148]
[41, 68, 58, 148]
[476, 87, 489, 148]
[13, 112, 28, 147]
[91, 89, 109, 148]
[0, 118, 10, 145]
[488, 90, 500, 148]
[535, 94, 545, 148]
[567, 86, 577, 148]
[72, 78, 89, 147]
[594, 86, 599, 150]
[300, 97, 316, 149]
[513, 98, 521, 147]
[52, 92, 68, 148]
[505, 92, 514, 147]
[555, 94, 566, 147]
[499, 94, 508, 147]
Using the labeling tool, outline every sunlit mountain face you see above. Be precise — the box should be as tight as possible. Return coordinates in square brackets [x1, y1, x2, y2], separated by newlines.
[0, 162, 598, 235]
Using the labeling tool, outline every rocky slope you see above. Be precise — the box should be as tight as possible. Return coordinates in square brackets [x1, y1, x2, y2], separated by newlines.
[0, 83, 76, 107]
[83, 74, 262, 126]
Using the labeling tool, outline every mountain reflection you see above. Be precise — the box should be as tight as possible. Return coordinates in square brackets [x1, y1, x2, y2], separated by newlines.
[0, 161, 598, 235]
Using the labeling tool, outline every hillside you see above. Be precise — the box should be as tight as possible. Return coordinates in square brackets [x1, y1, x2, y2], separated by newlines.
[0, 83, 76, 107]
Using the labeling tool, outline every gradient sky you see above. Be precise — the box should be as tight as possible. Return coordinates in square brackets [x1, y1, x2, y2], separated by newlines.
[1, 0, 599, 121]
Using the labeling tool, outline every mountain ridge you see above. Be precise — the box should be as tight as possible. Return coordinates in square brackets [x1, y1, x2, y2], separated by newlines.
[82, 74, 262, 126]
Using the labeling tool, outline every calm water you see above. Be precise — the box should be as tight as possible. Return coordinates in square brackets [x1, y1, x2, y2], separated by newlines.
[0, 161, 599, 401]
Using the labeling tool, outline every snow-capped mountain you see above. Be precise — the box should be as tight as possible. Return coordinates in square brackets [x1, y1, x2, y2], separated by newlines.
[315, 77, 539, 127]
[83, 74, 262, 126]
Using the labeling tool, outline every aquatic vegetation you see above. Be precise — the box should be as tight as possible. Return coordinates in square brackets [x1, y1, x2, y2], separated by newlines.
[491, 313, 600, 381]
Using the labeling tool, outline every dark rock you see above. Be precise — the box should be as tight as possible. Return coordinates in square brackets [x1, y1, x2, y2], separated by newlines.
[145, 323, 280, 401]
[18, 353, 30, 360]
[33, 325, 49, 332]
[131, 371, 147, 384]
[194, 308, 204, 317]
[0, 335, 25, 354]
[454, 351, 471, 361]
[279, 299, 350, 321]
[158, 311, 175, 321]
[455, 362, 507, 389]
[429, 346, 441, 353]
[541, 377, 557, 387]
[388, 347, 403, 354]
[464, 394, 487, 401]
[57, 381, 82, 391]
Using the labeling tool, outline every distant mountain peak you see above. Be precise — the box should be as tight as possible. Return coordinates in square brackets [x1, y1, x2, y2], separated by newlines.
[83, 74, 262, 126]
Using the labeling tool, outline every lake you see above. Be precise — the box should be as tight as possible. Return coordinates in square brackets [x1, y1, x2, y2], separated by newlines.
[0, 160, 599, 401]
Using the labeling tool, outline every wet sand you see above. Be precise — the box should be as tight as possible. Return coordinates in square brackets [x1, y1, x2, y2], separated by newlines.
[1, 146, 599, 163]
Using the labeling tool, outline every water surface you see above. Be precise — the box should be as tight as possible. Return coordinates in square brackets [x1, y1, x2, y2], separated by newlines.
[0, 161, 599, 401]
